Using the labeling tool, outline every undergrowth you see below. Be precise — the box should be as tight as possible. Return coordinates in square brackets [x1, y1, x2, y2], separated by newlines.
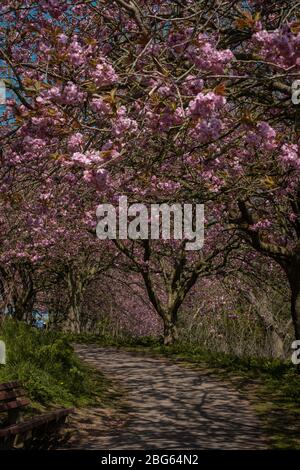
[0, 320, 110, 409]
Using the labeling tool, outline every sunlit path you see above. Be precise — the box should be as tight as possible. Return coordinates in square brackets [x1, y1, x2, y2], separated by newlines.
[66, 345, 267, 450]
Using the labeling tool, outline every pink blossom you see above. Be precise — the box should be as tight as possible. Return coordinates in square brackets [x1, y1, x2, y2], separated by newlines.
[83, 169, 109, 191]
[158, 106, 185, 131]
[47, 86, 61, 101]
[72, 150, 103, 166]
[188, 35, 233, 73]
[62, 82, 86, 105]
[68, 133, 84, 151]
[250, 219, 273, 231]
[68, 37, 85, 66]
[156, 83, 172, 97]
[280, 143, 300, 168]
[57, 33, 68, 45]
[112, 107, 138, 137]
[91, 98, 111, 115]
[91, 61, 118, 87]
[190, 118, 223, 143]
[23, 136, 46, 152]
[289, 213, 298, 222]
[188, 92, 226, 117]
[182, 75, 204, 94]
[253, 28, 299, 69]
[246, 121, 277, 151]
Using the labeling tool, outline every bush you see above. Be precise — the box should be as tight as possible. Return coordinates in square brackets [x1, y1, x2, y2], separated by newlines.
[0, 320, 106, 407]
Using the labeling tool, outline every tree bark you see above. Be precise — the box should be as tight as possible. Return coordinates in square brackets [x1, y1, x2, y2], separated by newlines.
[62, 263, 100, 333]
[64, 303, 82, 333]
[246, 290, 285, 358]
[11, 263, 35, 322]
[0, 266, 14, 316]
[287, 256, 300, 342]
[63, 270, 85, 333]
[235, 200, 300, 344]
[163, 311, 178, 345]
[270, 330, 285, 359]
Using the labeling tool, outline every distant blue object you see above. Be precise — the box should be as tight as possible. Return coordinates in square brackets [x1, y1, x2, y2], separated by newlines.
[36, 319, 46, 329]
[32, 309, 48, 329]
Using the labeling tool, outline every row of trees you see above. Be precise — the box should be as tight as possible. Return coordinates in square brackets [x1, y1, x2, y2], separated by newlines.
[0, 0, 299, 348]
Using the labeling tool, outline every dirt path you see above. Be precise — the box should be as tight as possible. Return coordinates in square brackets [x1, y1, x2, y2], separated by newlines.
[67, 345, 267, 450]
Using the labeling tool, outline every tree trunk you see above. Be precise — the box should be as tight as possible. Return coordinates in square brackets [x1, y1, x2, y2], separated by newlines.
[290, 283, 300, 341]
[63, 268, 85, 333]
[270, 330, 285, 359]
[287, 256, 300, 342]
[163, 313, 178, 345]
[64, 304, 82, 333]
[0, 266, 14, 316]
[14, 295, 35, 322]
[246, 290, 285, 358]
[47, 308, 60, 331]
[12, 264, 35, 323]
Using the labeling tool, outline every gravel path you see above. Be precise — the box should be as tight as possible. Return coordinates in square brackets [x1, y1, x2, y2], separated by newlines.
[66, 345, 267, 450]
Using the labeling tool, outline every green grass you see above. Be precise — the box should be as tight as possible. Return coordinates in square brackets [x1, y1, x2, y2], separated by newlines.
[0, 320, 111, 410]
[71, 333, 300, 449]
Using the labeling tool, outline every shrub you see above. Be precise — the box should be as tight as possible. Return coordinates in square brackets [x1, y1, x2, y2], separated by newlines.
[0, 320, 105, 407]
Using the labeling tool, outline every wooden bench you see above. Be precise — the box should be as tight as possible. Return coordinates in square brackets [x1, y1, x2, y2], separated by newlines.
[0, 380, 74, 449]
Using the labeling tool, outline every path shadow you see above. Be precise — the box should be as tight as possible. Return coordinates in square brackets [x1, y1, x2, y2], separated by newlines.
[65, 346, 267, 450]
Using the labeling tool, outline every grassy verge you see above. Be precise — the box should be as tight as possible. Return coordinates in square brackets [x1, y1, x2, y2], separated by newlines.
[0, 321, 113, 411]
[71, 333, 300, 449]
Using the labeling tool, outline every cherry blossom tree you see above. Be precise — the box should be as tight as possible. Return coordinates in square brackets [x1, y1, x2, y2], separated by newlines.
[0, 0, 299, 346]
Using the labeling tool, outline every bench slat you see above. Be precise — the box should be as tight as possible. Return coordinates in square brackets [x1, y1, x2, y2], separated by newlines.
[0, 408, 74, 437]
[0, 397, 30, 412]
[0, 389, 26, 401]
[0, 380, 73, 449]
[0, 381, 21, 392]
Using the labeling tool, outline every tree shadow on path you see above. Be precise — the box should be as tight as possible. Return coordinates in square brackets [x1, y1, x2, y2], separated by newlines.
[65, 345, 267, 450]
